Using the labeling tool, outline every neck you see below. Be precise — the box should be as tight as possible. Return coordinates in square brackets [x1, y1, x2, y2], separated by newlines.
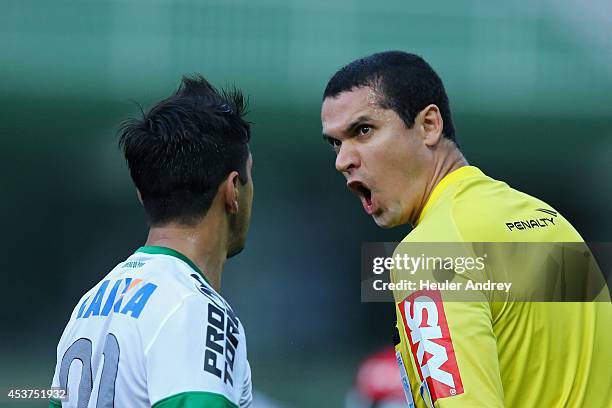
[412, 140, 468, 225]
[144, 218, 227, 291]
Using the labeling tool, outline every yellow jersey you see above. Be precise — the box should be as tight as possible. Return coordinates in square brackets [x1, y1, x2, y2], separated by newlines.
[392, 166, 611, 407]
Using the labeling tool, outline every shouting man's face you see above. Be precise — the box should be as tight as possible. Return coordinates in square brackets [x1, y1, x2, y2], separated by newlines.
[322, 86, 438, 228]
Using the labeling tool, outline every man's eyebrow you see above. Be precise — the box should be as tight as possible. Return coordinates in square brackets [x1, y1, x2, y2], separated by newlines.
[321, 115, 375, 141]
[344, 115, 374, 135]
[322, 133, 335, 142]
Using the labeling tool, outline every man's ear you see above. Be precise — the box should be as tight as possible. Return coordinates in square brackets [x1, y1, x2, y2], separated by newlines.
[223, 171, 240, 215]
[418, 104, 444, 147]
[136, 189, 143, 205]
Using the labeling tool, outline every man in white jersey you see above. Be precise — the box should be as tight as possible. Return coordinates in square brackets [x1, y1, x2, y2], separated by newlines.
[50, 75, 254, 408]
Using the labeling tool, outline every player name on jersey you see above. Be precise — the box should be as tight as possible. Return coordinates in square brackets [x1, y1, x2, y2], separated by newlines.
[76, 277, 158, 320]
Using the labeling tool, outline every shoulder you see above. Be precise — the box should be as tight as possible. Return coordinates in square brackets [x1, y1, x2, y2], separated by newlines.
[451, 177, 582, 242]
[144, 274, 250, 408]
[141, 267, 246, 344]
[146, 270, 246, 344]
[408, 170, 583, 242]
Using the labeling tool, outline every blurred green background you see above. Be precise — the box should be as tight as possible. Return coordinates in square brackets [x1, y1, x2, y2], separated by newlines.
[1, 0, 611, 407]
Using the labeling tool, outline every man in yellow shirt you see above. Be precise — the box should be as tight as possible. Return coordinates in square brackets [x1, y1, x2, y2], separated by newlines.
[321, 51, 611, 407]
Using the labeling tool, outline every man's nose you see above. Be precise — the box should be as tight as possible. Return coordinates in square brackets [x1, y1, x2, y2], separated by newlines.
[335, 142, 359, 173]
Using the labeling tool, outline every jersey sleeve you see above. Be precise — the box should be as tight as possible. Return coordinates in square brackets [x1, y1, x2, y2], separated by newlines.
[145, 295, 252, 408]
[394, 288, 504, 407]
[238, 359, 253, 407]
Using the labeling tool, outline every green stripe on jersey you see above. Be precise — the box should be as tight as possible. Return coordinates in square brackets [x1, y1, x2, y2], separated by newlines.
[49, 399, 61, 408]
[135, 246, 210, 285]
[152, 391, 238, 408]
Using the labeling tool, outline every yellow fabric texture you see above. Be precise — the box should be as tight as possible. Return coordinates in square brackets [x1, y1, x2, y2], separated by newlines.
[392, 166, 611, 407]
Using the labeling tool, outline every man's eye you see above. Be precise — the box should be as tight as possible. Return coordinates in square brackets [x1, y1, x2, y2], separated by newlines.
[328, 138, 341, 151]
[358, 125, 371, 135]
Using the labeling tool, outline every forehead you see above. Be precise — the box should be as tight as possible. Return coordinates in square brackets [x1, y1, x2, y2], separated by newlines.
[321, 86, 384, 137]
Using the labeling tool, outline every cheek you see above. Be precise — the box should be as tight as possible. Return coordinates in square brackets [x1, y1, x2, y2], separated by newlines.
[372, 150, 413, 190]
[385, 137, 427, 178]
[371, 147, 424, 210]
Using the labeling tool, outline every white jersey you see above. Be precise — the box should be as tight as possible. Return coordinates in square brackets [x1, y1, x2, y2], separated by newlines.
[50, 246, 252, 408]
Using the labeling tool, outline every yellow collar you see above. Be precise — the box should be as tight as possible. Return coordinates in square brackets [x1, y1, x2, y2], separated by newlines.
[416, 166, 484, 225]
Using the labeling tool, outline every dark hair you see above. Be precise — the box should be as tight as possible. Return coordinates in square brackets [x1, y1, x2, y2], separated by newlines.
[119, 74, 251, 226]
[323, 51, 456, 143]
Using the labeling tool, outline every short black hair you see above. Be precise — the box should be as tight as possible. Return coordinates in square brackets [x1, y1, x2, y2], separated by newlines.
[119, 74, 251, 226]
[323, 51, 456, 143]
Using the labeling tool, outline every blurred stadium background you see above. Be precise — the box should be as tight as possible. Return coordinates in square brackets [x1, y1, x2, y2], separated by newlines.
[1, 0, 611, 406]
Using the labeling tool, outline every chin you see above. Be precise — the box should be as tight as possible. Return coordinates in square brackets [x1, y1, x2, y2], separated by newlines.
[227, 243, 245, 258]
[227, 234, 248, 258]
[228, 218, 250, 258]
[373, 210, 403, 229]
[373, 216, 394, 229]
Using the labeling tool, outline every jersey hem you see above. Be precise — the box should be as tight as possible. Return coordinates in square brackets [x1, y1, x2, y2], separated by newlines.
[151, 390, 238, 408]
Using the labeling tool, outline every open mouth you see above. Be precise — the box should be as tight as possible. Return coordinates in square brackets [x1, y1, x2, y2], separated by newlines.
[347, 181, 374, 215]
